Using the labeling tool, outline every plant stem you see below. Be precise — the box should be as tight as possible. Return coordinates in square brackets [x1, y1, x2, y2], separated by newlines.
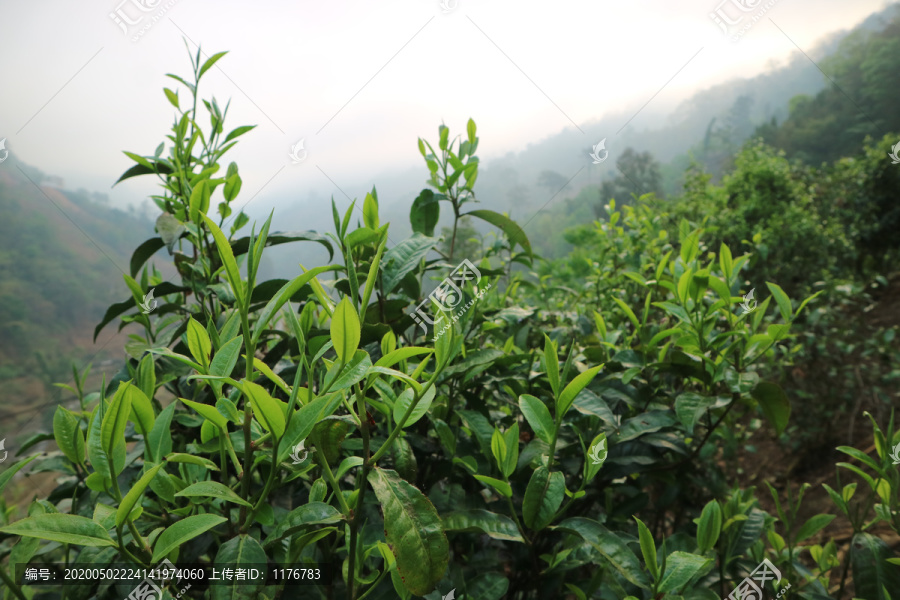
[349, 387, 373, 599]
[356, 567, 390, 600]
[0, 565, 27, 600]
[244, 360, 307, 528]
[314, 448, 351, 516]
[370, 376, 438, 465]
[238, 312, 256, 530]
[504, 494, 530, 546]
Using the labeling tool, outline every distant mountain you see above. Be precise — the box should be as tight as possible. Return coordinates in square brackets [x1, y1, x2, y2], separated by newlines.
[0, 157, 155, 430]
[264, 5, 900, 266]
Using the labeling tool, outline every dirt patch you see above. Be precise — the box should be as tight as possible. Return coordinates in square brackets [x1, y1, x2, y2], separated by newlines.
[725, 271, 900, 598]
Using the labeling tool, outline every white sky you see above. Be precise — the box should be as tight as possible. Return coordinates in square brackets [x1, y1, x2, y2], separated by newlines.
[0, 0, 891, 215]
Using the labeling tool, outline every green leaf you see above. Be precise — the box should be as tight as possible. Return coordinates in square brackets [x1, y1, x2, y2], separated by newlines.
[795, 514, 836, 543]
[465, 209, 532, 257]
[557, 365, 603, 419]
[393, 436, 418, 482]
[473, 475, 512, 498]
[278, 392, 343, 465]
[554, 517, 650, 589]
[165, 453, 219, 470]
[393, 385, 436, 428]
[0, 514, 116, 547]
[469, 573, 509, 600]
[410, 190, 440, 236]
[215, 397, 241, 425]
[572, 390, 616, 426]
[326, 349, 372, 391]
[795, 290, 824, 318]
[345, 226, 380, 249]
[223, 173, 242, 202]
[131, 237, 166, 276]
[368, 468, 449, 596]
[136, 353, 156, 402]
[116, 463, 165, 527]
[147, 403, 175, 463]
[459, 410, 494, 460]
[719, 243, 733, 282]
[696, 500, 722, 553]
[163, 87, 179, 109]
[674, 392, 716, 435]
[242, 380, 286, 439]
[519, 394, 554, 445]
[156, 213, 186, 257]
[360, 228, 388, 311]
[198, 50, 228, 78]
[836, 445, 882, 473]
[634, 517, 658, 582]
[657, 551, 713, 594]
[175, 481, 252, 507]
[54, 406, 85, 466]
[381, 235, 438, 293]
[190, 180, 212, 223]
[490, 428, 506, 473]
[363, 191, 380, 230]
[467, 118, 477, 144]
[114, 160, 174, 186]
[264, 502, 344, 547]
[613, 297, 640, 330]
[209, 336, 244, 379]
[584, 432, 607, 482]
[181, 397, 229, 430]
[751, 381, 791, 437]
[152, 514, 228, 562]
[145, 347, 203, 372]
[224, 125, 256, 144]
[252, 265, 331, 343]
[210, 534, 267, 600]
[443, 509, 524, 543]
[202, 214, 244, 308]
[543, 335, 560, 398]
[708, 276, 733, 310]
[331, 296, 361, 363]
[765, 282, 792, 322]
[101, 383, 132, 479]
[850, 532, 900, 600]
[502, 423, 519, 478]
[433, 315, 455, 368]
[230, 230, 334, 261]
[522, 467, 564, 531]
[0, 455, 39, 495]
[126, 383, 155, 436]
[836, 462, 876, 491]
[375, 347, 432, 369]
[186, 317, 212, 368]
[441, 349, 503, 377]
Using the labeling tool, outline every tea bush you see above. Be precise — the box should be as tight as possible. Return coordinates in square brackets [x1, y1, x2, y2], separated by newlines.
[2, 47, 900, 600]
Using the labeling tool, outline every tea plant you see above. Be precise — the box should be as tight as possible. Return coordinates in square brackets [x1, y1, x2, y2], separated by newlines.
[2, 46, 900, 600]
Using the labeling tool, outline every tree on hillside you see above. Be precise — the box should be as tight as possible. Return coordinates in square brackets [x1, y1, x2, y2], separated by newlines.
[537, 169, 569, 193]
[437, 215, 482, 263]
[756, 17, 900, 164]
[592, 148, 664, 218]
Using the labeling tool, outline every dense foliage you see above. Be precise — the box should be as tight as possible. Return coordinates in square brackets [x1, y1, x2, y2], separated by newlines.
[1, 43, 899, 600]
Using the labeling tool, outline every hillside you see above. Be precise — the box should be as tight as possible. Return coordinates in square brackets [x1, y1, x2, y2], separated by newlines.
[264, 3, 899, 266]
[0, 159, 155, 433]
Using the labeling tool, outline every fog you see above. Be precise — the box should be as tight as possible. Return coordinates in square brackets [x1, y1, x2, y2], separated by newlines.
[0, 0, 888, 230]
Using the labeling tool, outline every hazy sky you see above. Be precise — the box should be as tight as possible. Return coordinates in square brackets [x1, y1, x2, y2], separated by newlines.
[0, 0, 891, 217]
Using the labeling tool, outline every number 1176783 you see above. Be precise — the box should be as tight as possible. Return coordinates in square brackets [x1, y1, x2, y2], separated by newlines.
[272, 568, 322, 580]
